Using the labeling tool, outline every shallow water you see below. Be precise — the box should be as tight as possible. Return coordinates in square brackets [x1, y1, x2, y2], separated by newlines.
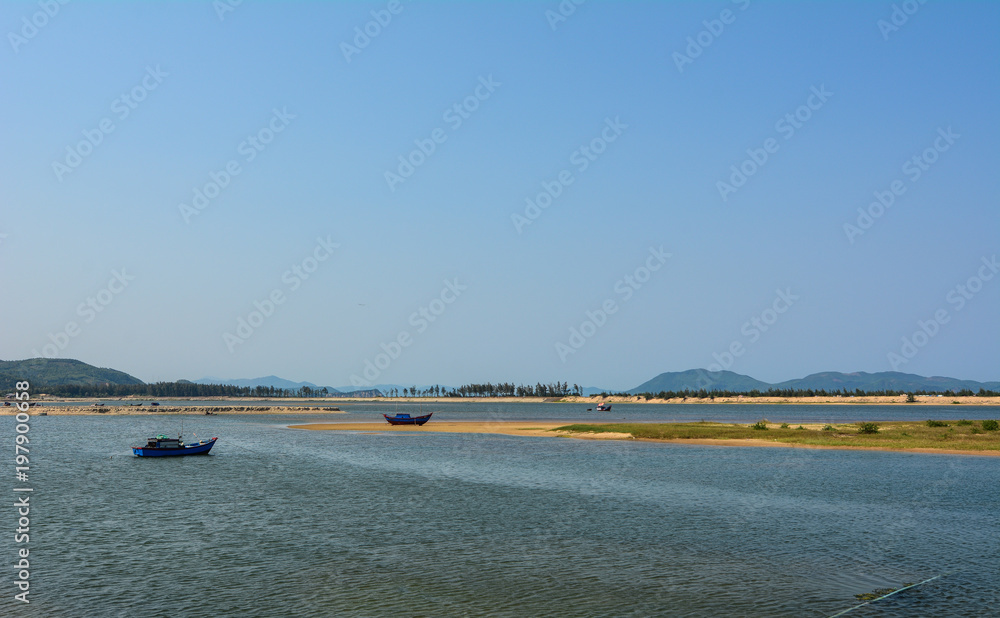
[39, 398, 1000, 424]
[4, 410, 998, 616]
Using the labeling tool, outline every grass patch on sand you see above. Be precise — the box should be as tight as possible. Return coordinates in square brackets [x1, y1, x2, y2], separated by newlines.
[552, 420, 1000, 452]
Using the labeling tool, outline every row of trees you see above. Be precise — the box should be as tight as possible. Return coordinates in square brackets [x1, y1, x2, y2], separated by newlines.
[33, 382, 999, 400]
[623, 387, 1000, 399]
[380, 382, 582, 398]
[38, 382, 319, 399]
[449, 382, 582, 398]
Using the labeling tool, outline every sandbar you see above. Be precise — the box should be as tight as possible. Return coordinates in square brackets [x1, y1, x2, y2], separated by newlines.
[288, 421, 1000, 456]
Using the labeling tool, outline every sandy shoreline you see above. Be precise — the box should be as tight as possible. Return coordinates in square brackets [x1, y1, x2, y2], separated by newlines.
[3, 405, 345, 416]
[561, 394, 1000, 406]
[17, 394, 1000, 407]
[287, 421, 1000, 456]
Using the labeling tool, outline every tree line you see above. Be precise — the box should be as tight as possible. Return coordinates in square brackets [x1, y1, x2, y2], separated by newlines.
[35, 382, 320, 398]
[625, 387, 1000, 399]
[24, 382, 999, 400]
[379, 382, 581, 397]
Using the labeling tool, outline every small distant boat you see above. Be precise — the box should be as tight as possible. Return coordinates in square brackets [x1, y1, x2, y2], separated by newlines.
[132, 435, 218, 457]
[596, 403, 612, 412]
[383, 412, 433, 426]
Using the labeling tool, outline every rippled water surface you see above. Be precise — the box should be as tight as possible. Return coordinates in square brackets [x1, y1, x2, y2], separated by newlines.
[4, 409, 998, 617]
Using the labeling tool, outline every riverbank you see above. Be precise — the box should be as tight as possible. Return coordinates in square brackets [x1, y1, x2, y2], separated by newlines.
[559, 394, 1000, 406]
[2, 405, 345, 416]
[25, 394, 1000, 405]
[289, 419, 1000, 455]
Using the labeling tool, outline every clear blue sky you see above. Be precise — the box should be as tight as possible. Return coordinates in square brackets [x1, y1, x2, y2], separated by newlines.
[2, 1, 997, 389]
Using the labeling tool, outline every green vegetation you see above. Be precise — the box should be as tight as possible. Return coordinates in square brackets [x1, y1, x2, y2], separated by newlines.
[624, 386, 1000, 400]
[855, 587, 899, 601]
[983, 419, 999, 431]
[780, 423, 790, 429]
[552, 420, 1000, 452]
[956, 419, 973, 425]
[926, 419, 949, 427]
[0, 358, 142, 390]
[630, 369, 1000, 396]
[750, 420, 769, 430]
[36, 382, 330, 398]
[452, 382, 577, 397]
[857, 422, 879, 434]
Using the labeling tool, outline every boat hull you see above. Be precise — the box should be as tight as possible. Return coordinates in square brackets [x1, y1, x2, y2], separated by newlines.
[132, 438, 217, 457]
[383, 413, 432, 426]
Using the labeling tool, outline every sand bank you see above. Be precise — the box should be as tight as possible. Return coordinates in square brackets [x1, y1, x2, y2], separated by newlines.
[288, 421, 1000, 456]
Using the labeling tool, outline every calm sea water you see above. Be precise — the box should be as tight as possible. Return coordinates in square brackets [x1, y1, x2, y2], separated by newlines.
[4, 405, 998, 617]
[40, 398, 1000, 424]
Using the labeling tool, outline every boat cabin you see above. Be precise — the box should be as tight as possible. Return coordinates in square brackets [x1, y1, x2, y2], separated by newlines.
[145, 435, 183, 449]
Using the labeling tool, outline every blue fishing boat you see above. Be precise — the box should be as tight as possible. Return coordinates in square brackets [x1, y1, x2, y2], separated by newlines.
[132, 435, 218, 457]
[596, 403, 612, 411]
[383, 412, 432, 426]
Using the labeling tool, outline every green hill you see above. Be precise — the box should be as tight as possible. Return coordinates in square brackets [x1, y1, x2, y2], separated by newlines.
[630, 369, 1000, 394]
[0, 358, 144, 391]
[629, 370, 771, 393]
[772, 371, 1000, 392]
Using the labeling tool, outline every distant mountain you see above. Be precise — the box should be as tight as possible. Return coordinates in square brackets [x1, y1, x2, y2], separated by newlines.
[338, 384, 453, 395]
[630, 369, 1000, 394]
[193, 376, 387, 397]
[194, 375, 341, 393]
[772, 371, 1000, 393]
[630, 370, 770, 394]
[0, 358, 143, 391]
[339, 389, 383, 398]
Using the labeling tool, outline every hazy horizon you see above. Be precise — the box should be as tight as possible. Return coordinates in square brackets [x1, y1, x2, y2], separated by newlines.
[3, 1, 998, 389]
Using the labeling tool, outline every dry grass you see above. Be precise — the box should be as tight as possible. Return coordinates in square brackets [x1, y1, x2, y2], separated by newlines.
[553, 420, 1000, 452]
